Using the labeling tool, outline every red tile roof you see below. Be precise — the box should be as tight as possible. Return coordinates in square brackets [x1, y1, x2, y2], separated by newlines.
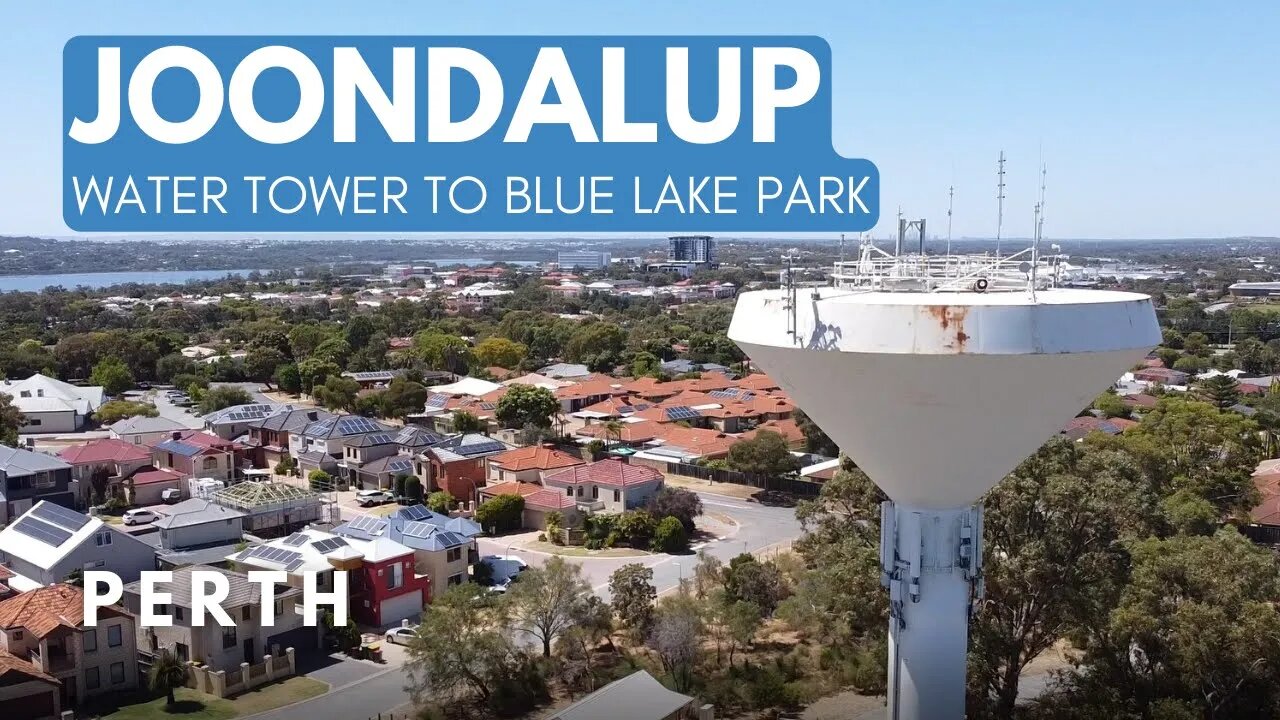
[58, 438, 151, 465]
[543, 458, 664, 488]
[0, 584, 126, 639]
[741, 418, 805, 446]
[734, 374, 782, 391]
[576, 421, 660, 444]
[480, 481, 577, 510]
[488, 446, 586, 472]
[622, 377, 682, 398]
[131, 468, 184, 486]
[651, 425, 736, 458]
[0, 649, 58, 686]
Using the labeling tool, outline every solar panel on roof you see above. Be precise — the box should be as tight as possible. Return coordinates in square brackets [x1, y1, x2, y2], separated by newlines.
[348, 515, 388, 533]
[402, 521, 436, 539]
[426, 394, 448, 408]
[387, 458, 414, 473]
[284, 559, 305, 572]
[282, 533, 308, 547]
[459, 440, 506, 456]
[312, 537, 349, 553]
[12, 517, 72, 546]
[665, 406, 700, 421]
[400, 505, 430, 521]
[30, 502, 89, 531]
[365, 433, 393, 445]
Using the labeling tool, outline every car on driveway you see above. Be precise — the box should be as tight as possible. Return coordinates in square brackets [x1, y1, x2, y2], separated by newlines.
[122, 508, 158, 526]
[356, 489, 396, 507]
[384, 626, 418, 645]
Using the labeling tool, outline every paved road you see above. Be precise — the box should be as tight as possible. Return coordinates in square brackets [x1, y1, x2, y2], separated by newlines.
[246, 663, 410, 720]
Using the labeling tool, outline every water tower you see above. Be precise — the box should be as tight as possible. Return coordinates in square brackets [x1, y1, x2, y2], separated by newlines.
[728, 242, 1160, 720]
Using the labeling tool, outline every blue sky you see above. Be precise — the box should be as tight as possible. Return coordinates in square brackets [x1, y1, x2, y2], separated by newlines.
[2, 1, 1277, 239]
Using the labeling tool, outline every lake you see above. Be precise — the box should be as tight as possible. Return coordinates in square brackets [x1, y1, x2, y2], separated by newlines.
[0, 269, 265, 293]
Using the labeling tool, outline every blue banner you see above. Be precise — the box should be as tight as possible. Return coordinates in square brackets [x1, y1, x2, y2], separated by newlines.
[63, 36, 878, 233]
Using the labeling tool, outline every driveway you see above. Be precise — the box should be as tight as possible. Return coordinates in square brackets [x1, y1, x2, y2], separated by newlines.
[146, 389, 205, 429]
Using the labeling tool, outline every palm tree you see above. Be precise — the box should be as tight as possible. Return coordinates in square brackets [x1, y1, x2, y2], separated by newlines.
[602, 420, 623, 452]
[149, 648, 188, 707]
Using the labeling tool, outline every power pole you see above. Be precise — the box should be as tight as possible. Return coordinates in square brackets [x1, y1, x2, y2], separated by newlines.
[946, 185, 955, 256]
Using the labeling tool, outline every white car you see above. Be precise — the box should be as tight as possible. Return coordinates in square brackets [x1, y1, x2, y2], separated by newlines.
[122, 509, 158, 526]
[384, 626, 418, 645]
[356, 489, 395, 507]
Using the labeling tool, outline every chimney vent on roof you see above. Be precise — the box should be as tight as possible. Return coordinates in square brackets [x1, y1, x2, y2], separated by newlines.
[307, 411, 318, 421]
[171, 431, 182, 441]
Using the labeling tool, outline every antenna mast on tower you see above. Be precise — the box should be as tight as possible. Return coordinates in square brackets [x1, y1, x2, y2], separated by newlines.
[995, 151, 1006, 256]
[946, 185, 955, 257]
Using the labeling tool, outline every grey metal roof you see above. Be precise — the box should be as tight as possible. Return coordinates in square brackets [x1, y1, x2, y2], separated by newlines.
[550, 671, 693, 720]
[251, 408, 334, 433]
[302, 414, 392, 439]
[109, 416, 186, 435]
[539, 363, 591, 378]
[123, 565, 299, 609]
[203, 403, 291, 426]
[0, 444, 71, 477]
[427, 433, 513, 463]
[153, 499, 246, 529]
[392, 505, 483, 538]
[156, 540, 246, 568]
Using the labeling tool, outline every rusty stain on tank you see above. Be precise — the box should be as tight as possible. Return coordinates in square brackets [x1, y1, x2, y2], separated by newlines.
[926, 305, 969, 352]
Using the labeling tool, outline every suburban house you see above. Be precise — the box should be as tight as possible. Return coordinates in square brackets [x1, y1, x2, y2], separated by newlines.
[152, 498, 246, 552]
[243, 408, 334, 468]
[486, 446, 585, 485]
[1132, 367, 1190, 386]
[0, 375, 104, 434]
[334, 507, 482, 597]
[0, 502, 157, 586]
[549, 670, 698, 720]
[108, 415, 187, 446]
[292, 415, 393, 474]
[414, 434, 514, 503]
[126, 468, 185, 506]
[202, 403, 295, 440]
[228, 528, 429, 628]
[151, 431, 248, 483]
[122, 565, 312, 668]
[57, 439, 152, 505]
[0, 584, 139, 713]
[478, 481, 579, 530]
[541, 459, 665, 514]
[0, 447, 76, 525]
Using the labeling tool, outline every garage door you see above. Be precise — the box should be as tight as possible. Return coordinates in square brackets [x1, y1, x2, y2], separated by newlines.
[267, 626, 317, 654]
[380, 590, 424, 628]
[0, 687, 57, 720]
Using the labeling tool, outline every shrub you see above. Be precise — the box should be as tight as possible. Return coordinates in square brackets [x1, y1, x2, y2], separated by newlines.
[308, 469, 334, 491]
[427, 490, 458, 514]
[651, 515, 689, 553]
[617, 510, 657, 548]
[586, 439, 606, 455]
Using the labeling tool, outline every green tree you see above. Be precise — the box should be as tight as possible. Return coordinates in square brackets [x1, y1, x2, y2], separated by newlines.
[452, 410, 485, 433]
[727, 429, 801, 476]
[296, 357, 340, 395]
[244, 347, 287, 388]
[505, 556, 593, 657]
[413, 330, 472, 373]
[650, 515, 689, 553]
[630, 351, 664, 379]
[1093, 392, 1131, 419]
[1038, 530, 1280, 719]
[474, 337, 527, 369]
[273, 362, 303, 394]
[967, 438, 1152, 719]
[313, 375, 360, 412]
[1199, 373, 1241, 411]
[90, 355, 134, 395]
[723, 554, 788, 615]
[0, 393, 27, 446]
[495, 384, 559, 429]
[645, 487, 703, 533]
[609, 563, 657, 640]
[93, 400, 158, 425]
[148, 648, 189, 708]
[404, 583, 539, 709]
[381, 376, 429, 418]
[475, 494, 525, 533]
[197, 385, 253, 414]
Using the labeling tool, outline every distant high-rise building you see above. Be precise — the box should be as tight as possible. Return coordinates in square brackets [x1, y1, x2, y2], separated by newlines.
[557, 250, 611, 271]
[668, 235, 717, 265]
